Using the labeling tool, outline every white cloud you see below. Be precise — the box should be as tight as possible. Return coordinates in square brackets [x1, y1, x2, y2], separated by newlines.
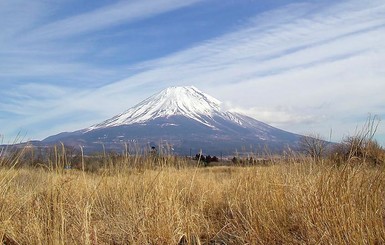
[2, 0, 385, 145]
[76, 0, 385, 142]
[0, 0, 205, 92]
[26, 0, 203, 40]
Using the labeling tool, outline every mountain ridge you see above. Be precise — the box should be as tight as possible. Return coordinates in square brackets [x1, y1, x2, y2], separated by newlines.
[42, 86, 301, 155]
[87, 86, 225, 130]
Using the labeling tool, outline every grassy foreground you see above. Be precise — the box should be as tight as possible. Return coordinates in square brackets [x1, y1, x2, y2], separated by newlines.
[0, 159, 384, 244]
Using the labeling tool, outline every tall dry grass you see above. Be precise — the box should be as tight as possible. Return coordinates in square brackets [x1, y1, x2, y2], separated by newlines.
[0, 154, 384, 244]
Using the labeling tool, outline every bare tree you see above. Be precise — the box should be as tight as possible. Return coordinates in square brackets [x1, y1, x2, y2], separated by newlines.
[344, 114, 383, 164]
[299, 133, 327, 162]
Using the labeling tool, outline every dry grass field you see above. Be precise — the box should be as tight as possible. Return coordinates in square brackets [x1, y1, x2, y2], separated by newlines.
[0, 153, 384, 244]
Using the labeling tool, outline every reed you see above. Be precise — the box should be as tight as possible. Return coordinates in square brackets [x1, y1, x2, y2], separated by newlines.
[0, 151, 384, 244]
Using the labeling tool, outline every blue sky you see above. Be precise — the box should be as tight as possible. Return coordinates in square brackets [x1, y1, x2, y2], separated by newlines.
[1, 0, 385, 145]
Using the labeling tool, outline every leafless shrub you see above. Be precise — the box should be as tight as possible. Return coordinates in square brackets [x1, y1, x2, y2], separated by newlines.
[298, 133, 327, 162]
[330, 115, 384, 165]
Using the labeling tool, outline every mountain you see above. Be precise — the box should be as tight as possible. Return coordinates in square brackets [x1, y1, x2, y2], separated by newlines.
[42, 86, 301, 155]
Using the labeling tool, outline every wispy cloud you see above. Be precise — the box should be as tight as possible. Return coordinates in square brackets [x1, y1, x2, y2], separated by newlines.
[0, 0, 205, 87]
[74, 0, 385, 142]
[1, 0, 385, 144]
[0, 0, 205, 139]
[26, 0, 203, 40]
[91, 1, 384, 92]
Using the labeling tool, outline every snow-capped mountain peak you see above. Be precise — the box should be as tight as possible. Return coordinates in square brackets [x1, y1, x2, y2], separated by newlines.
[43, 86, 301, 155]
[88, 86, 224, 130]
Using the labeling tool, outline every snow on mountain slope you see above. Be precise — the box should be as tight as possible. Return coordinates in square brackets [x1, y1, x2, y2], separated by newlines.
[41, 86, 302, 154]
[88, 86, 242, 130]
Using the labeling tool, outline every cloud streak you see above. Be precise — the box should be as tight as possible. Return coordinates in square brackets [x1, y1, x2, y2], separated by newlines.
[1, 0, 385, 145]
[77, 0, 385, 142]
[26, 0, 203, 40]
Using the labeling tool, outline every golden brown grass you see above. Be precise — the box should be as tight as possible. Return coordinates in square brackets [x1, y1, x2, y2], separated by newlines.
[0, 160, 384, 244]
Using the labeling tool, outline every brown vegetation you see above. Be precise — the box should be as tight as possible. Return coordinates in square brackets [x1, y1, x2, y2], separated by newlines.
[1, 115, 384, 244]
[0, 153, 384, 244]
